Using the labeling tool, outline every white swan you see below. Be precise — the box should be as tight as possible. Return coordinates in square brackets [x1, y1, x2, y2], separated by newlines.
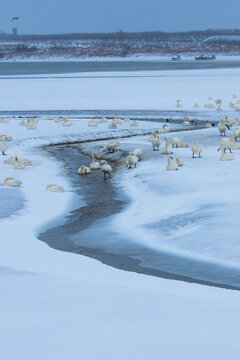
[148, 132, 154, 142]
[0, 118, 9, 123]
[100, 160, 112, 179]
[78, 165, 91, 175]
[90, 154, 100, 170]
[183, 119, 190, 126]
[234, 127, 240, 141]
[46, 184, 65, 192]
[151, 134, 161, 151]
[217, 147, 234, 161]
[99, 141, 120, 157]
[0, 136, 8, 155]
[176, 99, 182, 108]
[130, 120, 139, 126]
[63, 119, 72, 127]
[0, 135, 12, 141]
[218, 120, 226, 136]
[55, 117, 63, 123]
[4, 177, 22, 187]
[125, 154, 138, 168]
[167, 156, 178, 171]
[192, 142, 202, 158]
[162, 137, 173, 155]
[170, 138, 188, 148]
[206, 120, 212, 128]
[160, 123, 169, 133]
[109, 122, 117, 129]
[19, 120, 27, 126]
[124, 118, 130, 122]
[175, 157, 183, 166]
[130, 149, 144, 161]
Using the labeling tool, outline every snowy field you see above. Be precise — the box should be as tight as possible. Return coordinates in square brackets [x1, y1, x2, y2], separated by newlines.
[1, 67, 240, 359]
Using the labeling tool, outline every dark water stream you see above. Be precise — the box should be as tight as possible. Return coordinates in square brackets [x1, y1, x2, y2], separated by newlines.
[39, 142, 240, 291]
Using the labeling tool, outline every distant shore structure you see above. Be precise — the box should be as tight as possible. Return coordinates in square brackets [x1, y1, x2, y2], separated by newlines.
[11, 16, 19, 36]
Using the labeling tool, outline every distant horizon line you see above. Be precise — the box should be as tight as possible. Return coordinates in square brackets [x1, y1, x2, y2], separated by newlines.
[1, 28, 240, 37]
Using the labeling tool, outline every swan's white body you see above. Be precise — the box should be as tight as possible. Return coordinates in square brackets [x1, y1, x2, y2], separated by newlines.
[130, 149, 144, 161]
[218, 120, 227, 136]
[63, 119, 72, 127]
[167, 156, 178, 171]
[19, 120, 26, 126]
[170, 137, 188, 148]
[99, 141, 120, 157]
[218, 148, 234, 161]
[130, 120, 139, 126]
[175, 157, 183, 166]
[162, 138, 173, 155]
[183, 119, 190, 126]
[0, 135, 12, 141]
[46, 184, 65, 192]
[160, 124, 169, 133]
[126, 154, 138, 168]
[90, 155, 100, 170]
[192, 142, 202, 158]
[109, 122, 117, 129]
[100, 160, 112, 179]
[4, 177, 22, 187]
[148, 132, 154, 142]
[220, 137, 240, 152]
[0, 118, 9, 123]
[0, 137, 8, 155]
[78, 165, 91, 175]
[151, 135, 161, 151]
[234, 127, 240, 141]
[176, 100, 182, 108]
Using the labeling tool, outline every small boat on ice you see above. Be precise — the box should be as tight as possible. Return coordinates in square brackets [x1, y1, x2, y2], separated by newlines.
[172, 55, 181, 61]
[195, 54, 216, 60]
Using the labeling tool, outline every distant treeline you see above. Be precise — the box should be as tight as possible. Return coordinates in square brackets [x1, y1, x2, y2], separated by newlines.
[0, 29, 240, 41]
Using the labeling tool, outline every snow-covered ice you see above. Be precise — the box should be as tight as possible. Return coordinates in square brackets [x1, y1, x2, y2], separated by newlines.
[1, 68, 240, 360]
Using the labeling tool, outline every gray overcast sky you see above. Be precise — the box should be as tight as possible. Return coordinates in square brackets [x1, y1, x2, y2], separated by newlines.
[1, 0, 239, 34]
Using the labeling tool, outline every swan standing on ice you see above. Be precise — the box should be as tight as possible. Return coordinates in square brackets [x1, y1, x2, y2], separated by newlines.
[162, 137, 173, 155]
[183, 117, 190, 126]
[217, 147, 234, 161]
[130, 120, 139, 126]
[109, 122, 117, 129]
[0, 118, 9, 123]
[151, 134, 161, 151]
[90, 154, 100, 170]
[218, 120, 227, 136]
[192, 142, 202, 158]
[130, 149, 144, 161]
[175, 157, 183, 166]
[78, 165, 91, 175]
[100, 160, 112, 179]
[176, 100, 182, 108]
[4, 177, 22, 187]
[0, 136, 8, 155]
[206, 120, 212, 128]
[46, 184, 65, 192]
[99, 141, 120, 157]
[125, 154, 138, 169]
[167, 156, 178, 171]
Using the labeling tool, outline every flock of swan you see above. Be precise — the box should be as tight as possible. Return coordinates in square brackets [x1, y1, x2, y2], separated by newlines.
[177, 94, 240, 112]
[1, 106, 240, 191]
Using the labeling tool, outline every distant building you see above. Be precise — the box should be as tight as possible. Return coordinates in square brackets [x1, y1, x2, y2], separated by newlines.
[12, 27, 17, 35]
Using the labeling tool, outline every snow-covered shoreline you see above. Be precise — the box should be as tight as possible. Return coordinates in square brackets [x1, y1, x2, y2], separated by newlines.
[1, 67, 240, 359]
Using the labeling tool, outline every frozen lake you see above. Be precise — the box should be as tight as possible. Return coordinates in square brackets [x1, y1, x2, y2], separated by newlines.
[1, 59, 240, 76]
